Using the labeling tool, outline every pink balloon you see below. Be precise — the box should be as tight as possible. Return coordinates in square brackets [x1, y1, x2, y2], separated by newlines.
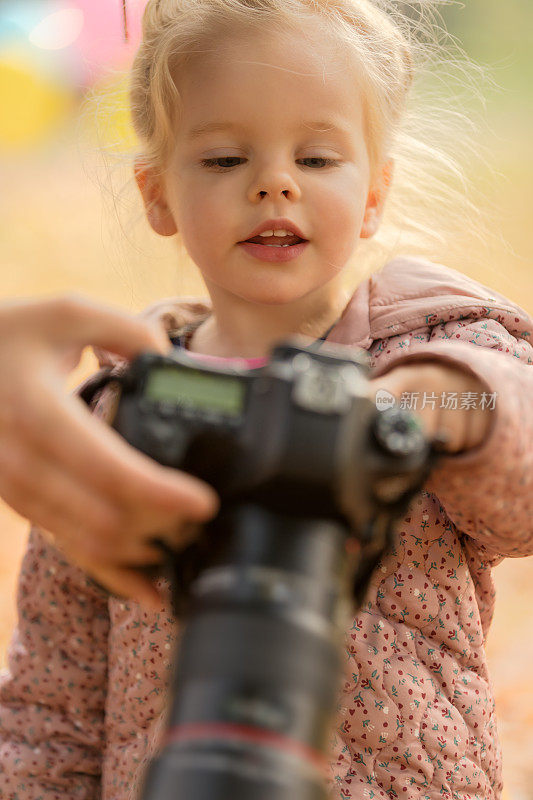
[70, 0, 145, 84]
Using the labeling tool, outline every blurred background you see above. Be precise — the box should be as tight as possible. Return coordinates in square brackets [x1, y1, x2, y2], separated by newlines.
[0, 1, 531, 797]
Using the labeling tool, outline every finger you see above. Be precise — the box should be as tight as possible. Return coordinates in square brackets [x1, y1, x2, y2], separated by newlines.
[79, 560, 164, 611]
[158, 521, 203, 551]
[437, 407, 481, 454]
[0, 470, 166, 568]
[0, 435, 179, 566]
[33, 295, 172, 359]
[365, 372, 405, 407]
[463, 407, 491, 451]
[16, 383, 220, 523]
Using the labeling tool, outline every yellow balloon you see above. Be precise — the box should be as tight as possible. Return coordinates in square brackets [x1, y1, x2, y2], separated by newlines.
[0, 53, 74, 150]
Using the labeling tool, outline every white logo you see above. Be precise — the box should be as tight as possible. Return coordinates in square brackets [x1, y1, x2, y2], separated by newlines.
[375, 389, 396, 411]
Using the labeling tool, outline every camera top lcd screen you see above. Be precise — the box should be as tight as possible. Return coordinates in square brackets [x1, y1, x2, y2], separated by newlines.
[144, 367, 245, 417]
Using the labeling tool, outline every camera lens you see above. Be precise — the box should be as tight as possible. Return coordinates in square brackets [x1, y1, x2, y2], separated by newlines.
[141, 506, 347, 800]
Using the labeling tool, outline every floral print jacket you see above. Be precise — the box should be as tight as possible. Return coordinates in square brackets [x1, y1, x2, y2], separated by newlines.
[1, 257, 532, 800]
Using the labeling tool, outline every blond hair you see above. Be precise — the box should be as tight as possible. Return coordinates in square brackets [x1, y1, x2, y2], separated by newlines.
[130, 0, 414, 178]
[86, 0, 508, 294]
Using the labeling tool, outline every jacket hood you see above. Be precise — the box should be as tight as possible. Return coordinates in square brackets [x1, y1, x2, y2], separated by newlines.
[328, 256, 532, 348]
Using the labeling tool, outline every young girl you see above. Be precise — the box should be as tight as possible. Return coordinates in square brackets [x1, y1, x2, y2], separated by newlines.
[1, 1, 532, 799]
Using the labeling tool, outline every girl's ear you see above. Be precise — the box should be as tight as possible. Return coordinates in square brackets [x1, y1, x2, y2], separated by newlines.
[360, 158, 394, 240]
[134, 158, 178, 237]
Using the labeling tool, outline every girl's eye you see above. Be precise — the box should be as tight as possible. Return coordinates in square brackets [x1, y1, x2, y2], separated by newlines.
[298, 157, 338, 169]
[199, 156, 338, 171]
[200, 157, 243, 170]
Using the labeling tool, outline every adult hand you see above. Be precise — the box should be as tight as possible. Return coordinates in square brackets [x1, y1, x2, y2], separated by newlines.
[0, 295, 219, 610]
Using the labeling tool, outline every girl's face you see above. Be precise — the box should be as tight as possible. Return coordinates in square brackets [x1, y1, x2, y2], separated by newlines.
[137, 24, 390, 308]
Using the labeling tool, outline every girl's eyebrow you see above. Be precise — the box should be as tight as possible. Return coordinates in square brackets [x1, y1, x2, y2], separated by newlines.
[187, 119, 351, 141]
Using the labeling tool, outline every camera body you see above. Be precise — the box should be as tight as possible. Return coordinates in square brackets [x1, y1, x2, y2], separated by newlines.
[112, 338, 429, 532]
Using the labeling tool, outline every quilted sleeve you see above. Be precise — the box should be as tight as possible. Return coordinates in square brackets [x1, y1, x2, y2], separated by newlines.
[0, 527, 110, 800]
[371, 316, 533, 557]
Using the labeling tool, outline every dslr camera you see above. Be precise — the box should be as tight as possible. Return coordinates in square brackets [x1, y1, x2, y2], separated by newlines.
[87, 338, 437, 800]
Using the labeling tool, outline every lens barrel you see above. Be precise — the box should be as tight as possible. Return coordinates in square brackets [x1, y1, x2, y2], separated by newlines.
[141, 506, 349, 800]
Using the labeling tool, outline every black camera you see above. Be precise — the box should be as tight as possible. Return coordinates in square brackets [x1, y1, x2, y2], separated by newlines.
[95, 338, 438, 800]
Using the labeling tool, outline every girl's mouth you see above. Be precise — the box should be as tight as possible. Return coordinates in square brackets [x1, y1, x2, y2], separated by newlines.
[237, 238, 309, 263]
[245, 233, 304, 247]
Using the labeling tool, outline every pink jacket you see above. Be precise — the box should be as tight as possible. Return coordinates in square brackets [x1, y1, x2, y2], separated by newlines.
[1, 257, 532, 800]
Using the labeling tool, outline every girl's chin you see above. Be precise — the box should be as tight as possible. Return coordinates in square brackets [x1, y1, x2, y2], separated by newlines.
[230, 281, 320, 306]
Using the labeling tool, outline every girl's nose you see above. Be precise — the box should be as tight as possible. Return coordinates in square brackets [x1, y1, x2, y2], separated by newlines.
[247, 163, 302, 203]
